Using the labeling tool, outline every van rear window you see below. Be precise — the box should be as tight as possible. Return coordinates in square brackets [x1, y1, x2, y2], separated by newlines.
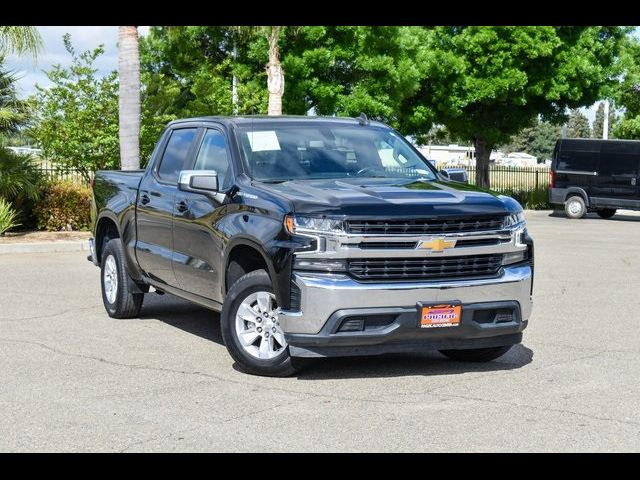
[557, 140, 600, 172]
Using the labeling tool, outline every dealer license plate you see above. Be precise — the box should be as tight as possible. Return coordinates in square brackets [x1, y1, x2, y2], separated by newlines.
[419, 304, 462, 329]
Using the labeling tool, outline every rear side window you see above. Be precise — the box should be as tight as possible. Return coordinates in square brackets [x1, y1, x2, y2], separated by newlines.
[599, 142, 640, 176]
[557, 140, 600, 172]
[157, 128, 198, 183]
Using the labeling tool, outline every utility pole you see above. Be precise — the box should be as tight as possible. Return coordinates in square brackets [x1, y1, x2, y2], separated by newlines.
[603, 100, 610, 139]
[232, 40, 238, 114]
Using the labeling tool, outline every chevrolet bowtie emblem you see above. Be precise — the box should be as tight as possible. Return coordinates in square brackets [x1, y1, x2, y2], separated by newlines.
[418, 238, 456, 252]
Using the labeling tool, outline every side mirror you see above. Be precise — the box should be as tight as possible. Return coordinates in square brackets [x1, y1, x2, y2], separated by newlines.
[439, 169, 450, 179]
[178, 170, 218, 194]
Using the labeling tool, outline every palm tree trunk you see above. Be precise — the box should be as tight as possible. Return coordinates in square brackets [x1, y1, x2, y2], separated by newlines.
[118, 26, 140, 170]
[266, 26, 283, 116]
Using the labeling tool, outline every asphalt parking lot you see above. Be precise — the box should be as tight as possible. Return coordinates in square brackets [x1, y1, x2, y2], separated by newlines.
[1, 209, 639, 452]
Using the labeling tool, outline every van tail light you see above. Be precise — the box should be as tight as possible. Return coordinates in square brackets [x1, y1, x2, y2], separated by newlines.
[549, 170, 555, 189]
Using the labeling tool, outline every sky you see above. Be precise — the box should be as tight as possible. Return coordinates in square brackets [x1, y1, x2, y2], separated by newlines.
[4, 26, 624, 123]
[6, 26, 150, 97]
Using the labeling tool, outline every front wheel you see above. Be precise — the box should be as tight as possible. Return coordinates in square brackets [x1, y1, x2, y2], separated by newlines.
[597, 208, 616, 219]
[220, 269, 304, 377]
[439, 345, 512, 362]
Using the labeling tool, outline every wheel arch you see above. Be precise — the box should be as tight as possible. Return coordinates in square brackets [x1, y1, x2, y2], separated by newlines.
[565, 187, 590, 207]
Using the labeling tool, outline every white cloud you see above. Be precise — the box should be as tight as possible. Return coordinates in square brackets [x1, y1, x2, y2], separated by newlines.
[5, 26, 149, 98]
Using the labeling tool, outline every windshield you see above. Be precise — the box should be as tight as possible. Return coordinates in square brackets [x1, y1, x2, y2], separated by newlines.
[236, 123, 437, 182]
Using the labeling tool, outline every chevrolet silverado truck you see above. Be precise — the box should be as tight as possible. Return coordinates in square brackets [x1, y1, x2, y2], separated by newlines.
[89, 115, 534, 377]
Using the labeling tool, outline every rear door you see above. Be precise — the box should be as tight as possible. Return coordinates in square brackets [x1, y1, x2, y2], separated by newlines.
[172, 127, 233, 302]
[594, 141, 640, 204]
[135, 127, 199, 287]
[555, 139, 600, 195]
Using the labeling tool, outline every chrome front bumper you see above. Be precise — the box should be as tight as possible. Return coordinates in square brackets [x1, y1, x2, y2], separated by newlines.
[279, 265, 533, 335]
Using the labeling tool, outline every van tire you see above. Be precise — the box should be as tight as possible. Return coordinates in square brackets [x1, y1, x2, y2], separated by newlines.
[564, 195, 586, 219]
[596, 208, 616, 219]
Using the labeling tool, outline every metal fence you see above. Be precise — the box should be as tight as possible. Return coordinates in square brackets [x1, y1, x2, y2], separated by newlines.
[33, 163, 551, 192]
[36, 163, 87, 184]
[443, 164, 551, 192]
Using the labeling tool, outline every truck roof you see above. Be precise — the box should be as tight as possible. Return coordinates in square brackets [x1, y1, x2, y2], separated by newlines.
[167, 115, 389, 129]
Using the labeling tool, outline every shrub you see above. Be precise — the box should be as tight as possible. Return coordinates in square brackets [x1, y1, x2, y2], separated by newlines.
[35, 181, 92, 231]
[0, 198, 21, 235]
[503, 187, 551, 210]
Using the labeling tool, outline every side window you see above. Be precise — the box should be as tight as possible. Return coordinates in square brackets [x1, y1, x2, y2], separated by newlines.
[557, 140, 600, 172]
[157, 128, 197, 183]
[599, 143, 639, 176]
[194, 129, 231, 188]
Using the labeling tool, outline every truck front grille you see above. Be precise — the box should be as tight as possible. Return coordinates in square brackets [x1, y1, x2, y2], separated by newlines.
[346, 216, 504, 235]
[347, 254, 503, 282]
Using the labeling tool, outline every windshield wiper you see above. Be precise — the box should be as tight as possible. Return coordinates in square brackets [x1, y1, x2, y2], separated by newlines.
[258, 178, 293, 184]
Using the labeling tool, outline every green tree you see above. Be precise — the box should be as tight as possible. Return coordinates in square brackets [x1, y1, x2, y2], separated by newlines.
[500, 119, 561, 162]
[612, 38, 640, 139]
[283, 26, 426, 123]
[29, 35, 120, 181]
[0, 26, 42, 58]
[566, 109, 592, 138]
[404, 26, 627, 188]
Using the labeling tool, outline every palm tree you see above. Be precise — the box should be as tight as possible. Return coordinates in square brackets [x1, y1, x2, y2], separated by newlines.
[0, 26, 42, 58]
[264, 26, 284, 116]
[118, 26, 140, 170]
[0, 65, 28, 137]
[231, 26, 285, 115]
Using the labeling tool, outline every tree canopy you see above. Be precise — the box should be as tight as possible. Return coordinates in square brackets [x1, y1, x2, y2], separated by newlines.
[401, 26, 628, 186]
[566, 109, 592, 138]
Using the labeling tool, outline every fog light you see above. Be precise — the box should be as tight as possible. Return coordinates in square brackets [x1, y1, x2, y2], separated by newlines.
[293, 258, 347, 272]
[502, 250, 527, 265]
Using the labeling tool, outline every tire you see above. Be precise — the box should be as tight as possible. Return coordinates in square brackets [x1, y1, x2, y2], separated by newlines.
[439, 345, 512, 362]
[564, 195, 586, 219]
[101, 239, 144, 319]
[220, 269, 304, 377]
[597, 208, 616, 219]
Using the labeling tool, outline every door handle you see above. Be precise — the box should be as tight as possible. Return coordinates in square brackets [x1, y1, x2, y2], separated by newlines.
[176, 201, 189, 213]
[632, 178, 637, 186]
[140, 193, 150, 205]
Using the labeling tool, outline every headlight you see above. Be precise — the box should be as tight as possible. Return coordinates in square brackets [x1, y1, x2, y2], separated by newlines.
[503, 211, 526, 229]
[285, 215, 346, 234]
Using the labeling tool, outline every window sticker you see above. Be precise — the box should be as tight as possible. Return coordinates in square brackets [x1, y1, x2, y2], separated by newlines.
[246, 130, 281, 152]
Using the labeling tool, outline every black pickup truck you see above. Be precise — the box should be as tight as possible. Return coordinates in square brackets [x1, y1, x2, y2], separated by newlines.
[90, 116, 534, 376]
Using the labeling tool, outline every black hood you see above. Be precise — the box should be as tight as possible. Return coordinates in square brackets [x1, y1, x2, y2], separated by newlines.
[257, 177, 516, 218]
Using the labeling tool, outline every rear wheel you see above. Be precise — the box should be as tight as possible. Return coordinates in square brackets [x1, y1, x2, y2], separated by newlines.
[439, 345, 512, 362]
[564, 196, 586, 219]
[220, 269, 305, 377]
[101, 239, 144, 318]
[596, 208, 616, 219]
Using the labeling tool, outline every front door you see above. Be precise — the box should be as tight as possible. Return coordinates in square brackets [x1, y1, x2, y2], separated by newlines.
[135, 127, 198, 287]
[594, 141, 640, 204]
[172, 128, 232, 302]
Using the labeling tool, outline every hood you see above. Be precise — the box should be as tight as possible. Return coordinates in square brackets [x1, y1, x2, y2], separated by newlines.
[257, 177, 513, 218]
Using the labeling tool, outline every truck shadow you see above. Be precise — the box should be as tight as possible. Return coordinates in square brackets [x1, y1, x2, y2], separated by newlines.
[295, 343, 533, 380]
[140, 293, 533, 379]
[139, 293, 225, 346]
[548, 210, 640, 222]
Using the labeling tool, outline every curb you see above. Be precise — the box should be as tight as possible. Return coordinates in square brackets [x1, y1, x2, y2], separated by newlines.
[0, 240, 90, 255]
